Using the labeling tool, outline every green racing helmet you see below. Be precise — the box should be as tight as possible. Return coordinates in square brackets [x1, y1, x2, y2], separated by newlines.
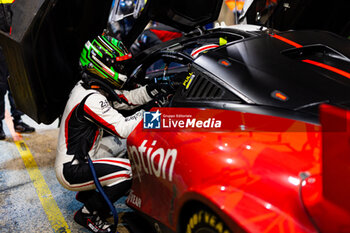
[80, 35, 132, 89]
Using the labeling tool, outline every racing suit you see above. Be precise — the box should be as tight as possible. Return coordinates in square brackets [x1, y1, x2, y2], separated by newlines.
[55, 80, 152, 214]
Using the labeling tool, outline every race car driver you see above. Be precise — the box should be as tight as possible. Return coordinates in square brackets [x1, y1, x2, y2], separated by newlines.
[55, 34, 172, 233]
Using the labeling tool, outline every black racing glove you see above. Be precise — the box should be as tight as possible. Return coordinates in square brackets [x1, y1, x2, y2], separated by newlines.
[154, 95, 171, 107]
[144, 95, 172, 108]
[146, 83, 175, 107]
[146, 83, 175, 98]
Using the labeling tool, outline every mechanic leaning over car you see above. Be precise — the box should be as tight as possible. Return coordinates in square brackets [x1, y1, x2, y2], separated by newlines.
[55, 34, 173, 233]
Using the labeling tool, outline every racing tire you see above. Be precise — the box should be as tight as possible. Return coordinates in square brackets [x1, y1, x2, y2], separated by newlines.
[185, 208, 232, 233]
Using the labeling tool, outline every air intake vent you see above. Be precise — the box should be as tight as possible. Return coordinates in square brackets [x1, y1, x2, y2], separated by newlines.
[185, 74, 224, 99]
[281, 45, 350, 62]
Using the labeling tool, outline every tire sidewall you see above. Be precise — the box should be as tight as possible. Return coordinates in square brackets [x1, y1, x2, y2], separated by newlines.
[186, 209, 232, 233]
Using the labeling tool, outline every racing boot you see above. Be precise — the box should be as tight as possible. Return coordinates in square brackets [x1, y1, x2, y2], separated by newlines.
[76, 191, 113, 219]
[74, 206, 116, 233]
[13, 118, 35, 133]
[0, 122, 5, 140]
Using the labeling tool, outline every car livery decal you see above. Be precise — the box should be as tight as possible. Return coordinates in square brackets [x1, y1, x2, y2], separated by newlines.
[302, 59, 350, 80]
[126, 189, 142, 208]
[270, 34, 303, 48]
[127, 140, 177, 182]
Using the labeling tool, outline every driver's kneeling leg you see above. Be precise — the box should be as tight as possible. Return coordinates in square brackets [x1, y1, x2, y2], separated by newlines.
[83, 179, 132, 218]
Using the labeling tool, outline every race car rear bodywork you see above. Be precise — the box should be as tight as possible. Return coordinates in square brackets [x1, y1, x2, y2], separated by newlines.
[126, 106, 350, 233]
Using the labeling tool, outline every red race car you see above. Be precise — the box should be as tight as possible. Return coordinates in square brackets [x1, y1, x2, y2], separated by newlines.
[1, 0, 350, 232]
[126, 104, 350, 233]
[120, 1, 350, 231]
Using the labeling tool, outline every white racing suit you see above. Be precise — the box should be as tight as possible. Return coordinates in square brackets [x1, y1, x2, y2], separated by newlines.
[55, 80, 152, 215]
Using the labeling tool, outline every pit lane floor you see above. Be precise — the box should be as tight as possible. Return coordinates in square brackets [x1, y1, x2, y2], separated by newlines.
[0, 109, 134, 233]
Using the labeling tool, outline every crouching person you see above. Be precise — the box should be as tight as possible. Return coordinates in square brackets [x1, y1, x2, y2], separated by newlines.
[55, 34, 171, 233]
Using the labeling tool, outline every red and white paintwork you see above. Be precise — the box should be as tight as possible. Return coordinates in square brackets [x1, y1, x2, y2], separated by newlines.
[126, 105, 350, 233]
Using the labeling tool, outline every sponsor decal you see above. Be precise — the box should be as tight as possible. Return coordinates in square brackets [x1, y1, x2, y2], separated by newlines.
[126, 111, 143, 122]
[126, 189, 142, 208]
[100, 99, 112, 114]
[128, 140, 177, 182]
[102, 107, 111, 114]
[186, 210, 230, 233]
